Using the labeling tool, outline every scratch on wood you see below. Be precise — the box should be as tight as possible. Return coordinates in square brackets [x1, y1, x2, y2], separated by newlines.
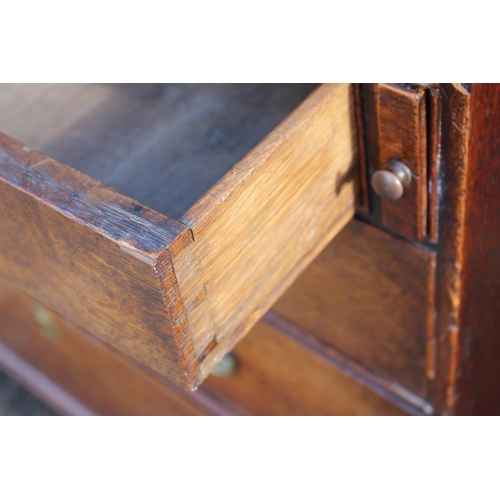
[118, 242, 157, 265]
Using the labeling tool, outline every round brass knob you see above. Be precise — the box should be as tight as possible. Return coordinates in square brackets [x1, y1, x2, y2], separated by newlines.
[211, 353, 237, 377]
[371, 160, 412, 201]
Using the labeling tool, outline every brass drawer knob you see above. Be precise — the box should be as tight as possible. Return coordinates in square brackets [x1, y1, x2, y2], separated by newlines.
[211, 353, 238, 377]
[32, 305, 61, 343]
[371, 160, 412, 200]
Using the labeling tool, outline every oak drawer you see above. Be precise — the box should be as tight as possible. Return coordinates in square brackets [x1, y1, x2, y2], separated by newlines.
[273, 218, 436, 397]
[0, 84, 359, 389]
[205, 320, 406, 416]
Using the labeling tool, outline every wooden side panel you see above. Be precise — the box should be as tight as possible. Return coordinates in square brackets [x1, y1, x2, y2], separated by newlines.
[0, 134, 198, 387]
[0, 280, 207, 415]
[273, 218, 436, 398]
[452, 84, 500, 415]
[364, 84, 428, 241]
[428, 87, 442, 243]
[433, 84, 471, 415]
[178, 84, 360, 383]
[204, 321, 407, 416]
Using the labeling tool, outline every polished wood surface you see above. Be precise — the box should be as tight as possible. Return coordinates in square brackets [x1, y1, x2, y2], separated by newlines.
[0, 277, 408, 416]
[0, 84, 359, 389]
[452, 84, 500, 415]
[433, 84, 472, 414]
[273, 218, 436, 397]
[363, 84, 428, 241]
[0, 343, 89, 416]
[204, 320, 406, 416]
[0, 279, 208, 415]
[427, 86, 442, 243]
[264, 311, 430, 414]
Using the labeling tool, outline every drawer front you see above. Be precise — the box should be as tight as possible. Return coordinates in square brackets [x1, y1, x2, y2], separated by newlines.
[204, 320, 406, 416]
[0, 83, 359, 389]
[361, 83, 441, 243]
[363, 84, 428, 241]
[273, 218, 436, 397]
[0, 280, 206, 416]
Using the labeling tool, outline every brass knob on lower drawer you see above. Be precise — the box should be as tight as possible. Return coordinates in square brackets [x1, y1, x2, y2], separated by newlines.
[211, 353, 238, 377]
[32, 305, 61, 343]
[371, 160, 412, 200]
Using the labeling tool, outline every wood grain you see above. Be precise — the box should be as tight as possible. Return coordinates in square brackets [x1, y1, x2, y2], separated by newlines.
[0, 279, 211, 415]
[428, 86, 442, 243]
[0, 133, 200, 387]
[273, 218, 436, 398]
[204, 320, 407, 416]
[0, 276, 406, 416]
[263, 311, 431, 415]
[449, 84, 500, 415]
[0, 84, 359, 388]
[432, 84, 471, 414]
[353, 84, 370, 211]
[363, 83, 428, 241]
[178, 83, 360, 382]
[0, 84, 318, 220]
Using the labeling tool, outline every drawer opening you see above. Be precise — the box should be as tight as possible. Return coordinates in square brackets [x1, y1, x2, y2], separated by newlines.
[0, 83, 318, 220]
[0, 83, 359, 388]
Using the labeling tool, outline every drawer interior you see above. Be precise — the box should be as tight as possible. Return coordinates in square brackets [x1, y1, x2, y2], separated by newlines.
[0, 83, 358, 389]
[0, 83, 317, 219]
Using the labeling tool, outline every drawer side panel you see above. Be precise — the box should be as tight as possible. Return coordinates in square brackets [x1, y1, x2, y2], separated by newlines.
[0, 134, 197, 387]
[179, 84, 360, 384]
